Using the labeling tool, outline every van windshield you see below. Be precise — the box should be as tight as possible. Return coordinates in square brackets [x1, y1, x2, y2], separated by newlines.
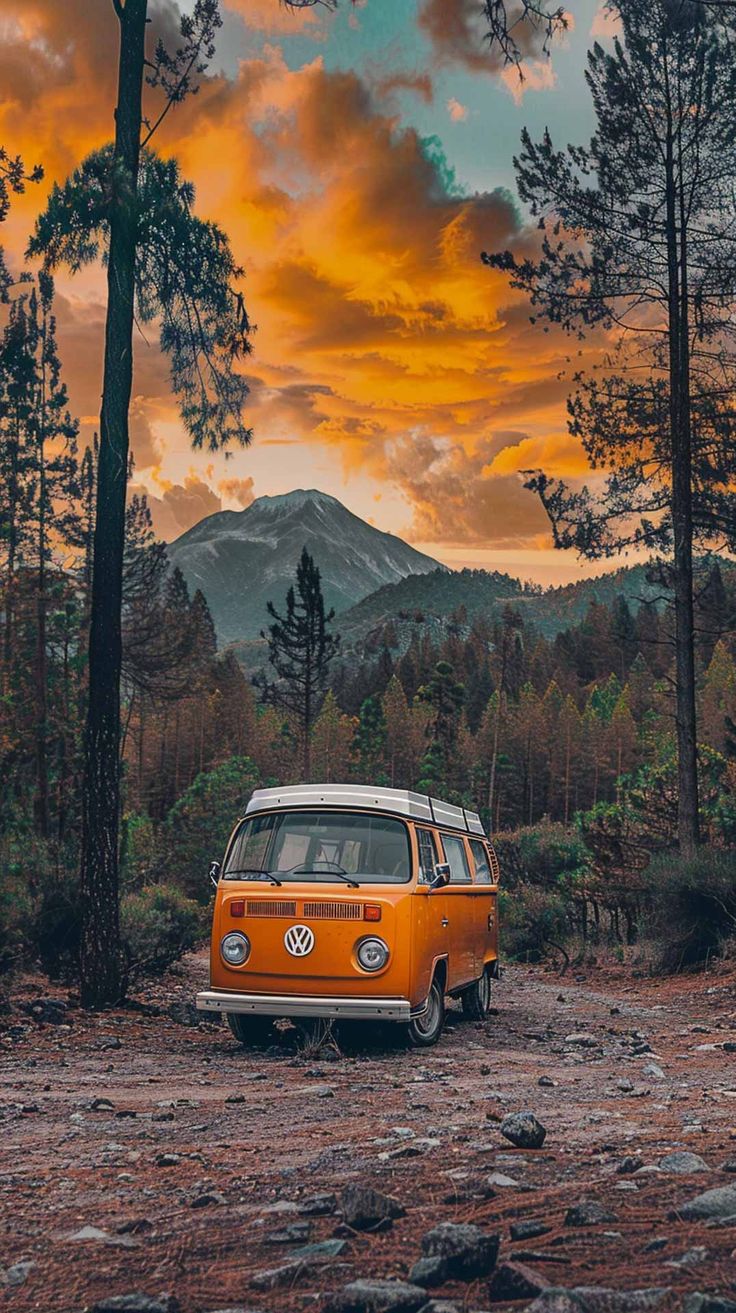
[224, 810, 411, 884]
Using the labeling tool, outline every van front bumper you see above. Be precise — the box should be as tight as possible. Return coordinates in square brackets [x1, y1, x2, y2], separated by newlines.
[196, 989, 416, 1023]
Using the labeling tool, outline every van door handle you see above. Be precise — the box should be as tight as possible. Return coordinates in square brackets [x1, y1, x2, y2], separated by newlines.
[441, 917, 449, 927]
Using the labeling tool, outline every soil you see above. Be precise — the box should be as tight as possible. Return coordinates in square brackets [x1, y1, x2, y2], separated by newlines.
[1, 954, 736, 1313]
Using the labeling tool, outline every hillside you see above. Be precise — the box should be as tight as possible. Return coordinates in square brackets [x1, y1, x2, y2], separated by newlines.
[167, 489, 443, 645]
[336, 561, 667, 653]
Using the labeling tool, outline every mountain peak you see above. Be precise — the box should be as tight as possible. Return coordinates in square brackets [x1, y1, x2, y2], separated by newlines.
[167, 487, 443, 645]
[253, 488, 339, 512]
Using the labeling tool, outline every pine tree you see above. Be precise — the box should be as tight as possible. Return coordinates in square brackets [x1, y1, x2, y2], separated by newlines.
[485, 1, 736, 852]
[255, 548, 340, 779]
[28, 1, 251, 1007]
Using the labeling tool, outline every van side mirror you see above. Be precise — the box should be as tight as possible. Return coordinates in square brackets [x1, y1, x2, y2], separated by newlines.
[208, 860, 221, 889]
[429, 863, 451, 890]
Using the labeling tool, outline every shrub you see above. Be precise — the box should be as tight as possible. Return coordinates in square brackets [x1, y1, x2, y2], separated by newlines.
[163, 756, 260, 899]
[500, 884, 571, 965]
[121, 884, 206, 979]
[494, 822, 591, 892]
[639, 848, 736, 971]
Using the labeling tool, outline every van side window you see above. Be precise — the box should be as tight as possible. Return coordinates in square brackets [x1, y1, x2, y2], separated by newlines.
[442, 834, 472, 884]
[416, 827, 438, 883]
[469, 838, 492, 884]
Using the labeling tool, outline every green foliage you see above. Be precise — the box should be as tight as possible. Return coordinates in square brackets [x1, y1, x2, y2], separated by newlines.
[493, 821, 591, 892]
[500, 884, 570, 963]
[121, 884, 205, 978]
[163, 756, 260, 898]
[120, 813, 158, 889]
[29, 147, 252, 453]
[639, 848, 736, 971]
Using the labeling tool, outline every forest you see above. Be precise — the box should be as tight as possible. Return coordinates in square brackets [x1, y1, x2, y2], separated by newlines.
[3, 0, 736, 1001]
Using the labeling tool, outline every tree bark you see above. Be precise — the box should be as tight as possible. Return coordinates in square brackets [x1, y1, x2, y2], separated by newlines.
[79, 0, 147, 1008]
[664, 63, 699, 854]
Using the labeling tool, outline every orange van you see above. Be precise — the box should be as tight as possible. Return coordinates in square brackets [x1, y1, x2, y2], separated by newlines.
[196, 784, 500, 1046]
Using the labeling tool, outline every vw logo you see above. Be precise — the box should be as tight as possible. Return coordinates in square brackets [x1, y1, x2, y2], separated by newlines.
[284, 924, 315, 958]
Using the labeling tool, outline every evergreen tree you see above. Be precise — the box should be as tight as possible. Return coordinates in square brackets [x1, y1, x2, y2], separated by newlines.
[255, 548, 340, 780]
[353, 695, 388, 783]
[29, 2, 252, 1006]
[485, 1, 736, 852]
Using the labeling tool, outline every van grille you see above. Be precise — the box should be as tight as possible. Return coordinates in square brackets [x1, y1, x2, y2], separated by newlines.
[246, 900, 297, 917]
[303, 901, 362, 921]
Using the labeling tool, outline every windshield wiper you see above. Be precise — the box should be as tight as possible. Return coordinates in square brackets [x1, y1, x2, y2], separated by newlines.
[286, 863, 360, 889]
[224, 867, 283, 887]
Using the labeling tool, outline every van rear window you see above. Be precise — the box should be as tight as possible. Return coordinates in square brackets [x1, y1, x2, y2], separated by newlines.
[224, 811, 411, 884]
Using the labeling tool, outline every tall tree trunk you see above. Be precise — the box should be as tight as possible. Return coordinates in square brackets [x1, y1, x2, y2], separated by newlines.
[34, 369, 49, 838]
[664, 72, 699, 854]
[79, 0, 147, 1007]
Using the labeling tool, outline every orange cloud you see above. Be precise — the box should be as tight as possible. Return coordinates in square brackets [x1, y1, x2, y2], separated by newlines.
[2, 2, 600, 558]
[447, 96, 469, 121]
[218, 475, 256, 507]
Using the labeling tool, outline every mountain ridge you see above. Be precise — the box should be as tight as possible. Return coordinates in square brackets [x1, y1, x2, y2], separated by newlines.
[167, 488, 444, 645]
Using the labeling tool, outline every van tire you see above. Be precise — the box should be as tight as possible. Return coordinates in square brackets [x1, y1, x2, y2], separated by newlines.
[462, 967, 492, 1020]
[407, 976, 445, 1047]
[227, 1013, 273, 1046]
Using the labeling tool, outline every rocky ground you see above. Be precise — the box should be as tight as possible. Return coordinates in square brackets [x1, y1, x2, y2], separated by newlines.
[1, 954, 736, 1313]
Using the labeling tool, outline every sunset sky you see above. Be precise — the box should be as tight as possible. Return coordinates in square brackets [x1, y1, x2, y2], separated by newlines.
[0, 0, 622, 585]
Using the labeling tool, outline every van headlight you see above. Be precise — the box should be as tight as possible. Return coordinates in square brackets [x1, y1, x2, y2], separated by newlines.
[356, 937, 389, 972]
[221, 932, 250, 966]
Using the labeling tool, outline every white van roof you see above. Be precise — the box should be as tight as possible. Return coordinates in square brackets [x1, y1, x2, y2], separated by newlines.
[244, 783, 486, 837]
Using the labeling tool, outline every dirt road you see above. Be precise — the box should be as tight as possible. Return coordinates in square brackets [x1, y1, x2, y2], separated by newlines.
[1, 956, 735, 1312]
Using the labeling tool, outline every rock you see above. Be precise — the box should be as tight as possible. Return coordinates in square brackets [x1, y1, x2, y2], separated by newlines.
[564, 1033, 599, 1047]
[90, 1097, 115, 1112]
[84, 1297, 179, 1313]
[500, 1111, 547, 1150]
[616, 1157, 640, 1175]
[225, 1093, 246, 1104]
[264, 1221, 311, 1245]
[538, 1076, 556, 1087]
[250, 1262, 305, 1291]
[341, 1184, 405, 1231]
[488, 1262, 550, 1302]
[525, 1289, 669, 1313]
[1, 1260, 37, 1287]
[191, 1193, 225, 1208]
[100, 1036, 122, 1051]
[409, 1256, 448, 1288]
[667, 1246, 707, 1268]
[659, 1151, 708, 1174]
[288, 1239, 346, 1260]
[297, 1191, 336, 1216]
[422, 1303, 460, 1313]
[68, 1226, 136, 1248]
[509, 1219, 551, 1242]
[671, 1182, 736, 1221]
[324, 1278, 430, 1313]
[20, 997, 69, 1026]
[420, 1221, 500, 1280]
[117, 1219, 153, 1235]
[642, 1238, 668, 1253]
[564, 1202, 617, 1227]
[167, 1002, 200, 1027]
[642, 1063, 665, 1080]
[155, 1154, 180, 1168]
[683, 1297, 736, 1313]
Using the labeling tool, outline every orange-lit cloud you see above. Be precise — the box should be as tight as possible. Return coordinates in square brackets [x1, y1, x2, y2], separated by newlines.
[0, 0, 597, 560]
[447, 96, 469, 121]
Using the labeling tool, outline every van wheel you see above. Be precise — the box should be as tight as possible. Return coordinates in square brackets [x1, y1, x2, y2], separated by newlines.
[462, 968, 492, 1020]
[227, 1013, 273, 1046]
[407, 977, 445, 1047]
